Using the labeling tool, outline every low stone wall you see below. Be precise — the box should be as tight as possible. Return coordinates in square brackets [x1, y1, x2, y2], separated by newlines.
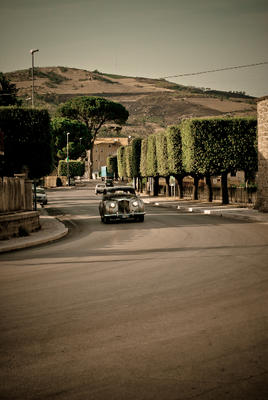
[0, 211, 40, 240]
[44, 175, 67, 187]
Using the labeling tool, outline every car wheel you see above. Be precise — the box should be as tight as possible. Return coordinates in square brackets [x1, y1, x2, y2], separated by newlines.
[137, 215, 144, 222]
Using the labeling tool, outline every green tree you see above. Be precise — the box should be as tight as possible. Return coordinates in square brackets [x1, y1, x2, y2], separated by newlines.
[0, 73, 21, 106]
[131, 137, 142, 190]
[57, 96, 129, 178]
[140, 138, 148, 178]
[156, 131, 170, 196]
[180, 118, 257, 204]
[146, 134, 159, 196]
[107, 155, 118, 179]
[51, 117, 89, 162]
[166, 126, 185, 198]
[125, 145, 133, 179]
[58, 160, 85, 178]
[117, 146, 126, 180]
[0, 107, 53, 178]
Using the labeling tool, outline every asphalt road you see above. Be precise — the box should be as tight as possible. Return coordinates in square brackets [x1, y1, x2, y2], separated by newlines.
[1, 187, 268, 400]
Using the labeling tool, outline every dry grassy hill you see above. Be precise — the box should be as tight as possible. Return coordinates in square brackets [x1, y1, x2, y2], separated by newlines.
[6, 66, 257, 137]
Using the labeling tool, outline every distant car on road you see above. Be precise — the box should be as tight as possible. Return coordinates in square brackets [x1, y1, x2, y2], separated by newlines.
[104, 178, 114, 187]
[95, 183, 106, 194]
[95, 179, 114, 194]
[33, 187, 47, 206]
[99, 186, 145, 223]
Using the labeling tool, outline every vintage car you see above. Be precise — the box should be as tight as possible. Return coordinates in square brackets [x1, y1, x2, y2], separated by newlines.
[99, 186, 145, 223]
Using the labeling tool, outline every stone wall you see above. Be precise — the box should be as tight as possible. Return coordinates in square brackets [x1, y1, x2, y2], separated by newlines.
[256, 97, 268, 212]
[0, 211, 40, 240]
[44, 175, 67, 188]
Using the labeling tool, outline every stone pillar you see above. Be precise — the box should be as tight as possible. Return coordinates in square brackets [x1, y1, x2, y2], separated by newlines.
[256, 97, 268, 212]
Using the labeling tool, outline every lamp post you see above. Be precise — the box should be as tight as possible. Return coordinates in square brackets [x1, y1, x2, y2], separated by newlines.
[79, 137, 82, 156]
[30, 49, 39, 107]
[67, 132, 70, 186]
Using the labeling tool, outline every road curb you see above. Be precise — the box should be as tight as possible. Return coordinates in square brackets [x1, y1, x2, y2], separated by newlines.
[144, 200, 268, 223]
[0, 214, 68, 254]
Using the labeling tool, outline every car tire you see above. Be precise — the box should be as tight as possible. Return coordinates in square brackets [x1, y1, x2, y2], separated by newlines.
[136, 215, 144, 222]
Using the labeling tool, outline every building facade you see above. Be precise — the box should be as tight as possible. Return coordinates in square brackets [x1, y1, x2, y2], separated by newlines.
[88, 137, 129, 177]
[256, 96, 268, 211]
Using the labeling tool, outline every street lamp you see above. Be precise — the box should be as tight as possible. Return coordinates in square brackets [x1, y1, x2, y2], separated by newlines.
[30, 49, 39, 107]
[67, 132, 70, 185]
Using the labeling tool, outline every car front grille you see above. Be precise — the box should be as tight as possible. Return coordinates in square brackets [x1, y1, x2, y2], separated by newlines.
[118, 200, 130, 214]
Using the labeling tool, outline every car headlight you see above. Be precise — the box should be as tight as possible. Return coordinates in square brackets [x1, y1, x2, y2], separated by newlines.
[110, 202, 116, 208]
[132, 201, 138, 207]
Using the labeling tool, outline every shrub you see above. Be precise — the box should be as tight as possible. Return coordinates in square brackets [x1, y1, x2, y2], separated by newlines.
[58, 160, 85, 177]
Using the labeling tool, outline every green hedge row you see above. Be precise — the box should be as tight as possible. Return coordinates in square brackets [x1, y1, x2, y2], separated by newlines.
[116, 117, 257, 202]
[107, 155, 118, 178]
[180, 118, 257, 176]
[58, 160, 85, 177]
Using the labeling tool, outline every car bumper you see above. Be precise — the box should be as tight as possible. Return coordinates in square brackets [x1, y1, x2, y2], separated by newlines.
[104, 212, 145, 220]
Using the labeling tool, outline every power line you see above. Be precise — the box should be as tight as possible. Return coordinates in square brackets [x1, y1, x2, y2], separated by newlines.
[162, 61, 268, 79]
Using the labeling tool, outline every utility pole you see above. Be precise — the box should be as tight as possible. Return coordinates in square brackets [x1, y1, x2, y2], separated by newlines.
[30, 49, 39, 107]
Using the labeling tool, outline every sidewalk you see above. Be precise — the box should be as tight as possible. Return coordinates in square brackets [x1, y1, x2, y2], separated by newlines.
[0, 208, 68, 254]
[141, 195, 268, 223]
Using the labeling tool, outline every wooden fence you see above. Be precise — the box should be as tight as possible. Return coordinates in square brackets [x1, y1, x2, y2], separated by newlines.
[0, 176, 32, 213]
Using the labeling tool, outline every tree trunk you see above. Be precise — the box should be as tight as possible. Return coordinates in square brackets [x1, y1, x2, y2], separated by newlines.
[165, 176, 171, 197]
[146, 177, 150, 195]
[193, 176, 199, 200]
[138, 177, 143, 193]
[88, 146, 94, 179]
[153, 176, 159, 196]
[206, 174, 213, 202]
[221, 171, 229, 204]
[178, 175, 184, 199]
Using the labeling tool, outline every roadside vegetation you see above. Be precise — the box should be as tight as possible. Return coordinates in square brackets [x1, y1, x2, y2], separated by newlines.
[116, 117, 257, 205]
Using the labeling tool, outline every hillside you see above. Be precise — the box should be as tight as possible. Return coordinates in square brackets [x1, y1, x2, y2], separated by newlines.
[6, 66, 257, 137]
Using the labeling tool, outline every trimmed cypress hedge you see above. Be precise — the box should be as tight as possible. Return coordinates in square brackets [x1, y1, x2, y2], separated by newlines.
[107, 155, 118, 178]
[180, 117, 257, 203]
[125, 145, 133, 178]
[146, 134, 158, 177]
[131, 138, 142, 178]
[117, 146, 126, 179]
[166, 125, 184, 176]
[140, 138, 148, 178]
[180, 117, 257, 176]
[156, 131, 169, 177]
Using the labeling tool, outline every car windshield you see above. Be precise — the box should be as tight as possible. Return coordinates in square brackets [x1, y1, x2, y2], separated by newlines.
[36, 188, 45, 194]
[103, 187, 136, 198]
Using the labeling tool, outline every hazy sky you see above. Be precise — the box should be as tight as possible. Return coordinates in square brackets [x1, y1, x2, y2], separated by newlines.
[1, 0, 267, 97]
